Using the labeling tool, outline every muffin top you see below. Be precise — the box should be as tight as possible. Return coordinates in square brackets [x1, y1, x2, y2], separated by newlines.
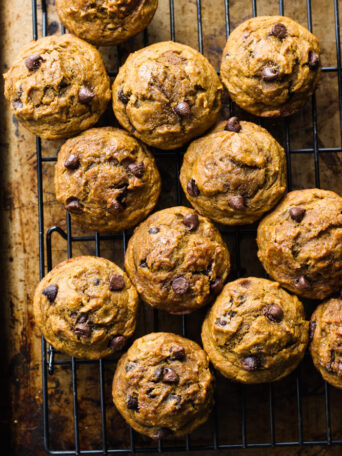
[4, 34, 111, 139]
[201, 277, 309, 383]
[180, 119, 286, 225]
[113, 41, 222, 149]
[220, 16, 321, 117]
[55, 127, 161, 232]
[113, 332, 214, 439]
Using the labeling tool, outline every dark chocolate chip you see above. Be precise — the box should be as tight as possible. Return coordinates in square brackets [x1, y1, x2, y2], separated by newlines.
[294, 275, 311, 290]
[25, 54, 43, 71]
[263, 304, 284, 322]
[228, 195, 246, 210]
[108, 200, 124, 214]
[215, 317, 227, 327]
[152, 427, 171, 440]
[149, 227, 160, 234]
[127, 395, 139, 410]
[162, 367, 179, 384]
[187, 179, 200, 197]
[242, 356, 260, 371]
[109, 274, 125, 291]
[174, 101, 191, 117]
[77, 313, 88, 324]
[64, 154, 80, 170]
[42, 284, 58, 302]
[152, 367, 164, 382]
[172, 276, 189, 295]
[289, 207, 306, 222]
[12, 100, 23, 109]
[66, 197, 83, 213]
[94, 278, 100, 286]
[210, 278, 224, 295]
[309, 321, 316, 341]
[183, 213, 199, 231]
[261, 67, 279, 81]
[74, 322, 91, 337]
[308, 51, 320, 69]
[224, 116, 241, 133]
[128, 161, 145, 178]
[169, 345, 186, 361]
[118, 88, 129, 104]
[78, 86, 95, 103]
[109, 335, 126, 351]
[271, 22, 287, 39]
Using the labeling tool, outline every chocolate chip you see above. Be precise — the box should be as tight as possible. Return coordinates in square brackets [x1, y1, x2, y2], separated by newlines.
[167, 394, 182, 408]
[66, 197, 83, 213]
[109, 335, 126, 351]
[94, 278, 100, 286]
[77, 313, 88, 324]
[12, 100, 23, 109]
[118, 88, 129, 104]
[109, 274, 125, 291]
[128, 161, 145, 178]
[169, 345, 186, 361]
[308, 51, 320, 69]
[263, 304, 284, 322]
[108, 200, 124, 214]
[289, 207, 306, 222]
[242, 356, 260, 371]
[224, 116, 241, 133]
[162, 367, 179, 384]
[309, 321, 316, 341]
[127, 395, 138, 410]
[210, 278, 224, 295]
[152, 427, 171, 440]
[294, 275, 311, 290]
[183, 213, 199, 231]
[74, 322, 91, 337]
[152, 367, 163, 382]
[215, 317, 227, 327]
[64, 154, 80, 170]
[261, 67, 279, 81]
[174, 101, 191, 117]
[271, 22, 287, 39]
[42, 284, 58, 302]
[228, 195, 246, 210]
[25, 54, 43, 71]
[240, 279, 251, 288]
[140, 260, 148, 268]
[149, 227, 160, 234]
[187, 179, 200, 197]
[78, 86, 95, 103]
[172, 276, 189, 295]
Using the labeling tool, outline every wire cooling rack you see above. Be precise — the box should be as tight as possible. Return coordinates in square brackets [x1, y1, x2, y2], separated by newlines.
[32, 0, 342, 454]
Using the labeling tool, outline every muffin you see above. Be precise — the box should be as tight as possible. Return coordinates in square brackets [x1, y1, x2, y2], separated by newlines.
[113, 41, 222, 149]
[220, 16, 321, 117]
[33, 256, 138, 359]
[257, 189, 342, 300]
[113, 332, 214, 439]
[125, 206, 230, 314]
[201, 277, 309, 383]
[4, 34, 111, 139]
[55, 127, 161, 232]
[310, 298, 342, 388]
[56, 0, 158, 46]
[180, 118, 286, 225]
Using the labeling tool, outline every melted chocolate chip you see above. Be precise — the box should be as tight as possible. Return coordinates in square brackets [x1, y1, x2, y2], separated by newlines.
[25, 54, 43, 71]
[109, 335, 126, 351]
[289, 207, 306, 222]
[128, 161, 145, 178]
[225, 116, 241, 133]
[64, 154, 80, 170]
[152, 427, 171, 440]
[149, 227, 160, 234]
[242, 355, 260, 371]
[215, 317, 227, 327]
[172, 276, 189, 295]
[261, 67, 279, 81]
[210, 278, 224, 295]
[118, 88, 130, 104]
[66, 197, 83, 213]
[42, 284, 58, 302]
[127, 395, 138, 410]
[169, 345, 186, 361]
[74, 322, 91, 337]
[308, 51, 320, 69]
[183, 213, 199, 231]
[294, 275, 311, 290]
[187, 179, 200, 197]
[174, 101, 191, 117]
[109, 274, 125, 291]
[263, 304, 284, 322]
[309, 321, 316, 341]
[228, 195, 246, 210]
[78, 86, 95, 103]
[152, 367, 164, 382]
[271, 22, 287, 39]
[108, 200, 124, 214]
[162, 367, 179, 384]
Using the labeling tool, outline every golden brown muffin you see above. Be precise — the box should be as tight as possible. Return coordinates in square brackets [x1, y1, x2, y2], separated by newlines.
[202, 277, 309, 383]
[310, 298, 342, 389]
[180, 118, 286, 225]
[220, 16, 321, 117]
[33, 256, 138, 359]
[56, 0, 158, 46]
[257, 189, 342, 300]
[113, 41, 222, 150]
[4, 34, 111, 139]
[54, 127, 161, 232]
[125, 206, 230, 314]
[113, 332, 214, 439]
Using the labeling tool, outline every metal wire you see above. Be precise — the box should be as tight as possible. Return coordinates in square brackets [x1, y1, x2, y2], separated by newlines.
[33, 0, 342, 453]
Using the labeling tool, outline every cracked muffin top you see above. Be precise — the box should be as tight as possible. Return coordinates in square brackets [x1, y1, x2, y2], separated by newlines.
[257, 189, 342, 300]
[112, 41, 222, 150]
[220, 16, 321, 117]
[310, 298, 342, 389]
[56, 0, 158, 46]
[180, 118, 286, 225]
[33, 256, 138, 359]
[113, 332, 214, 439]
[4, 34, 111, 139]
[201, 277, 309, 383]
[54, 127, 161, 233]
[125, 206, 231, 314]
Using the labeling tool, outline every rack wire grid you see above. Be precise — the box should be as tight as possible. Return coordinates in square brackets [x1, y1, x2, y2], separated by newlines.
[32, 0, 342, 454]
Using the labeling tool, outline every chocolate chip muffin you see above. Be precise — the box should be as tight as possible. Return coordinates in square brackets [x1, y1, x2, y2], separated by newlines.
[257, 189, 342, 300]
[201, 277, 308, 383]
[55, 127, 161, 232]
[310, 298, 342, 389]
[180, 118, 286, 225]
[113, 41, 222, 150]
[220, 16, 321, 117]
[33, 256, 138, 359]
[56, 0, 158, 46]
[113, 332, 214, 439]
[125, 206, 230, 314]
[4, 34, 111, 139]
